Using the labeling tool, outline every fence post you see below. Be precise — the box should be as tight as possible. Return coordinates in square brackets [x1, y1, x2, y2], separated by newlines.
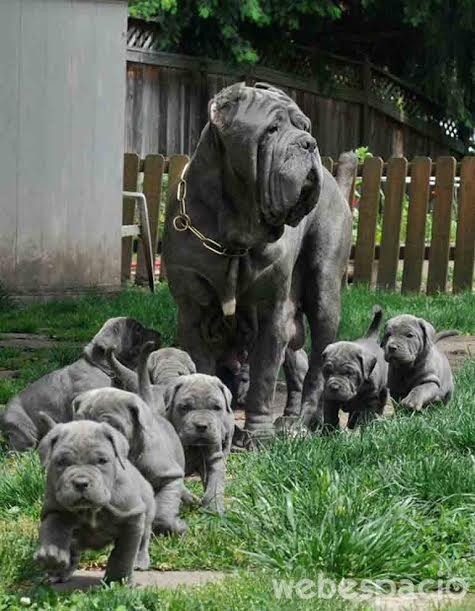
[377, 157, 408, 290]
[353, 157, 383, 285]
[427, 157, 456, 294]
[453, 157, 475, 293]
[121, 153, 140, 282]
[401, 157, 432, 293]
[136, 154, 166, 285]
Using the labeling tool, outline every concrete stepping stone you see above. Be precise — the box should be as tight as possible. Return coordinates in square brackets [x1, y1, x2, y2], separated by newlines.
[51, 569, 227, 593]
[0, 368, 19, 380]
[0, 333, 80, 349]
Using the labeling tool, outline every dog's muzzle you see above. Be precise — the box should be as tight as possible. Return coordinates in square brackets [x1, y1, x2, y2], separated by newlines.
[179, 412, 221, 447]
[55, 466, 111, 511]
[324, 378, 356, 402]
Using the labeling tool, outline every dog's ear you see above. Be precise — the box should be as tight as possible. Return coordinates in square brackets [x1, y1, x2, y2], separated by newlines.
[163, 378, 185, 413]
[418, 319, 436, 355]
[209, 83, 245, 130]
[38, 412, 57, 436]
[218, 379, 233, 414]
[101, 423, 129, 470]
[358, 350, 377, 381]
[128, 396, 151, 441]
[380, 327, 389, 348]
[38, 426, 62, 468]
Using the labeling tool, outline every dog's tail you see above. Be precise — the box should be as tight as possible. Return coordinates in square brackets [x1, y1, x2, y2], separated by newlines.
[335, 151, 358, 204]
[138, 341, 157, 408]
[434, 330, 459, 343]
[106, 349, 139, 393]
[365, 305, 383, 340]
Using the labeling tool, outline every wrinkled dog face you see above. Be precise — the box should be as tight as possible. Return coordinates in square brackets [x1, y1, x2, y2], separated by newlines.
[209, 83, 323, 241]
[84, 317, 161, 371]
[382, 315, 435, 366]
[165, 374, 232, 449]
[38, 421, 128, 512]
[74, 391, 136, 444]
[322, 342, 376, 402]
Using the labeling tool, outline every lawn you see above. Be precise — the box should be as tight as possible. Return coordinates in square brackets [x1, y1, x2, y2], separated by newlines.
[0, 285, 475, 610]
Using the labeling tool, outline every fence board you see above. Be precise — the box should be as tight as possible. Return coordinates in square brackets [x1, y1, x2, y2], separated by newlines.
[401, 157, 432, 293]
[121, 153, 140, 281]
[160, 154, 190, 281]
[353, 157, 384, 284]
[136, 154, 165, 285]
[321, 156, 333, 174]
[427, 157, 456, 294]
[453, 157, 475, 292]
[377, 157, 408, 289]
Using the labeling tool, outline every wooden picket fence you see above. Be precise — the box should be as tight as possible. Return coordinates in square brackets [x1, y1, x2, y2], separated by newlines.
[122, 153, 475, 294]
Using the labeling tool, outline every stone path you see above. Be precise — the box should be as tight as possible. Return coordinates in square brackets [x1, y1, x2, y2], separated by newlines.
[0, 332, 81, 350]
[51, 569, 227, 593]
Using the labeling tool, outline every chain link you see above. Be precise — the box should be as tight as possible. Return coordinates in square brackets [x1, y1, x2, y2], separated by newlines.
[172, 164, 249, 257]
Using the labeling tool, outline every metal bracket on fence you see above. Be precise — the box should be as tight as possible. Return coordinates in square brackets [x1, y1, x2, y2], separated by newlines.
[122, 191, 155, 293]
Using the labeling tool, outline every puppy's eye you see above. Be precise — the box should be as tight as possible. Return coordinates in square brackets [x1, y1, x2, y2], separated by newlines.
[181, 404, 192, 412]
[55, 457, 69, 468]
[406, 332, 415, 338]
[267, 123, 280, 134]
[97, 457, 109, 465]
[211, 404, 222, 412]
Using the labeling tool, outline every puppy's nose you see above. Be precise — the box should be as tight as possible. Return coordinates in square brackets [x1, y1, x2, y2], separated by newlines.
[300, 135, 316, 152]
[195, 423, 208, 433]
[387, 344, 397, 353]
[73, 477, 89, 492]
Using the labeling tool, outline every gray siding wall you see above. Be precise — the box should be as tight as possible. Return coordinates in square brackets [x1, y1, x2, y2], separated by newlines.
[0, 0, 128, 298]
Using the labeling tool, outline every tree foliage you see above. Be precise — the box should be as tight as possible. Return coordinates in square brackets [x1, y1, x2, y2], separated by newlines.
[128, 1, 475, 133]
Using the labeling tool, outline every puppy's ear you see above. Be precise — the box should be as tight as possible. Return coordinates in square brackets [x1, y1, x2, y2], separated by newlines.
[380, 327, 389, 348]
[322, 346, 331, 361]
[163, 378, 185, 413]
[418, 319, 435, 354]
[38, 427, 62, 468]
[218, 380, 233, 414]
[358, 351, 377, 381]
[129, 397, 150, 433]
[101, 423, 129, 470]
[38, 412, 57, 436]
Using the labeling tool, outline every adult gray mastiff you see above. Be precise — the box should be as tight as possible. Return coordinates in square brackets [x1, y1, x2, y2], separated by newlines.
[34, 421, 155, 584]
[164, 373, 234, 513]
[0, 317, 161, 450]
[321, 306, 388, 431]
[163, 82, 354, 437]
[73, 387, 189, 534]
[382, 315, 456, 411]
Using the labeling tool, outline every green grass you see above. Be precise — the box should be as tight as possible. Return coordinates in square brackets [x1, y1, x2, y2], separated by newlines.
[0, 285, 475, 609]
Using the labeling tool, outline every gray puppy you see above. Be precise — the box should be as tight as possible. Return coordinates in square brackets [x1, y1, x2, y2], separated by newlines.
[108, 342, 196, 418]
[321, 306, 388, 431]
[34, 420, 155, 584]
[73, 387, 188, 534]
[0, 317, 161, 450]
[164, 374, 234, 514]
[382, 315, 456, 410]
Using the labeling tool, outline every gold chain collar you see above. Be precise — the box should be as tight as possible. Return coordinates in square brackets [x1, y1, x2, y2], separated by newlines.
[172, 163, 250, 257]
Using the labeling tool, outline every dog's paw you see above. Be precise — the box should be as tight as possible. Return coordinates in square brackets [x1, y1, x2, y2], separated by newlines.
[400, 396, 423, 412]
[202, 495, 224, 515]
[134, 552, 150, 571]
[34, 544, 70, 572]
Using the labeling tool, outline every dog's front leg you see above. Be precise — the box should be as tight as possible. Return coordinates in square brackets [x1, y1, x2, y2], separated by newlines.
[104, 516, 145, 584]
[244, 305, 288, 436]
[34, 512, 75, 582]
[201, 450, 226, 514]
[401, 382, 441, 411]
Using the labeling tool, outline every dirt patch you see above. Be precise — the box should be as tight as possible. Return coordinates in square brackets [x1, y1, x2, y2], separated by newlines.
[438, 335, 475, 372]
[364, 591, 473, 610]
[51, 569, 227, 593]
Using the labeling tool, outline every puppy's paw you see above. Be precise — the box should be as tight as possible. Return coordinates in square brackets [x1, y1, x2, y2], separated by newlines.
[34, 544, 70, 573]
[202, 495, 224, 515]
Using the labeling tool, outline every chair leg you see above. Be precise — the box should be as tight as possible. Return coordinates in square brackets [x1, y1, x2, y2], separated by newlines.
[136, 194, 155, 293]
